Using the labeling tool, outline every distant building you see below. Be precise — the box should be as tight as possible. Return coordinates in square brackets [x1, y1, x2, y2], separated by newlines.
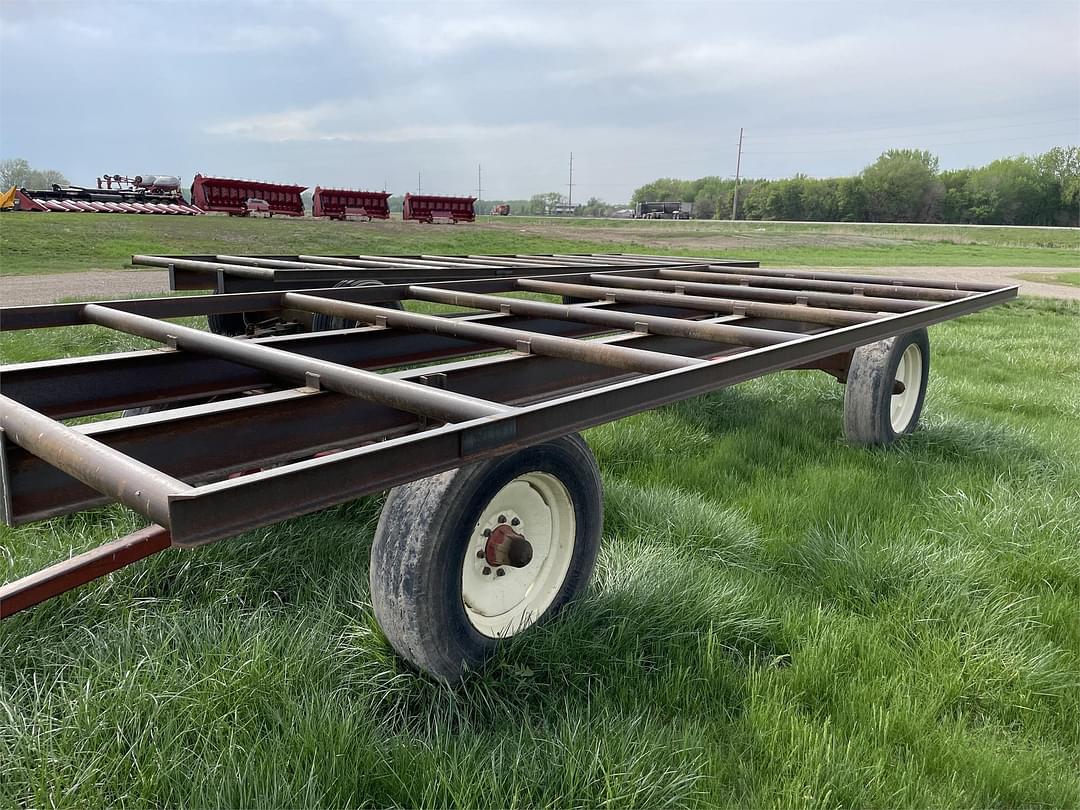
[546, 203, 580, 216]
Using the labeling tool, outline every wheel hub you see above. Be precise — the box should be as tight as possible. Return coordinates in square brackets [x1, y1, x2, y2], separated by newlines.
[460, 472, 577, 638]
[485, 523, 534, 568]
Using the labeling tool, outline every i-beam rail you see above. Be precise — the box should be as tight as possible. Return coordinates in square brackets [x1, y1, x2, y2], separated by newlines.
[0, 254, 1016, 617]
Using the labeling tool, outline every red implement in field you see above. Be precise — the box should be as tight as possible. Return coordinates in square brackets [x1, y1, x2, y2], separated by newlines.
[402, 193, 476, 224]
[14, 187, 201, 215]
[190, 174, 306, 217]
[312, 187, 391, 221]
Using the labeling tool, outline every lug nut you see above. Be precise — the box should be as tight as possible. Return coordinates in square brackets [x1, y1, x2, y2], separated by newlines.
[482, 566, 491, 576]
[498, 515, 506, 523]
[483, 528, 492, 537]
[476, 550, 485, 558]
[496, 568, 506, 577]
[510, 517, 520, 526]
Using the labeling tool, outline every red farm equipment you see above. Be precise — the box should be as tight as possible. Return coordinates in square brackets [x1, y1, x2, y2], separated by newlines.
[97, 174, 182, 194]
[312, 187, 391, 221]
[13, 181, 201, 215]
[402, 193, 476, 224]
[190, 174, 306, 217]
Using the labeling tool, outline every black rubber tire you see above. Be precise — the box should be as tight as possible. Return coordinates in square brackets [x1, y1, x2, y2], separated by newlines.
[120, 404, 166, 418]
[207, 311, 247, 336]
[310, 279, 403, 332]
[843, 328, 930, 446]
[369, 433, 603, 683]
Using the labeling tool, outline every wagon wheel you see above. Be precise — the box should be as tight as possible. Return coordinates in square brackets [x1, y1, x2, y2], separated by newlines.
[310, 279, 403, 332]
[843, 328, 930, 445]
[206, 311, 247, 336]
[370, 433, 603, 683]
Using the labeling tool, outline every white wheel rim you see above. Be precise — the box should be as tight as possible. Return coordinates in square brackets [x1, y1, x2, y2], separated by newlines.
[461, 472, 576, 638]
[890, 343, 923, 433]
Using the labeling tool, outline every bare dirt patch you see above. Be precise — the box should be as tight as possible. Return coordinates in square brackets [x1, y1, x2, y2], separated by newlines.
[0, 270, 170, 306]
[497, 222, 899, 251]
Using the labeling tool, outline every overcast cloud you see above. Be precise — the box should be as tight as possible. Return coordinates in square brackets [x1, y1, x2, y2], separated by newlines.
[1, 0, 1077, 202]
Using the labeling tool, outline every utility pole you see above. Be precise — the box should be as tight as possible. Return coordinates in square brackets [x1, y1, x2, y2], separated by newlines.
[568, 151, 574, 209]
[731, 127, 744, 220]
[477, 163, 482, 204]
[417, 171, 421, 195]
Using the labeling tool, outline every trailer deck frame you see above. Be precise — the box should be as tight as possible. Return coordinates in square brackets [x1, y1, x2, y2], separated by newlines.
[0, 255, 1016, 619]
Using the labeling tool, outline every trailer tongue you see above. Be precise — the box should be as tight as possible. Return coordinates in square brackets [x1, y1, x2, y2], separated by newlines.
[0, 254, 1016, 682]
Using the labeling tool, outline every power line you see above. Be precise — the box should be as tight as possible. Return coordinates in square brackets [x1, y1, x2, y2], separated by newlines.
[568, 151, 574, 207]
[732, 127, 743, 221]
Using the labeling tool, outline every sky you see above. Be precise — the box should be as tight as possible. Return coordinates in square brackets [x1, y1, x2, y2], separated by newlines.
[1, 0, 1077, 203]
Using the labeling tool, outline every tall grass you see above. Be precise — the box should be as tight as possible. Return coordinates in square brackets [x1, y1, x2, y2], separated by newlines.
[1, 298, 1078, 808]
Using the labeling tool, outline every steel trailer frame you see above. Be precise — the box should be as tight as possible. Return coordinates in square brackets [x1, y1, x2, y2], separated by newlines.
[0, 255, 1016, 620]
[127, 252, 762, 294]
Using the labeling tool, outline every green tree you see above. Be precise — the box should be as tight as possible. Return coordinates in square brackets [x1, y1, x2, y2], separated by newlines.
[861, 149, 943, 222]
[1036, 146, 1080, 225]
[0, 158, 68, 189]
[629, 144, 1077, 225]
[969, 157, 1060, 225]
[939, 169, 974, 223]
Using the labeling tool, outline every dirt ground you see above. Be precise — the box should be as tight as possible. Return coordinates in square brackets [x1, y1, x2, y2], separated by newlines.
[505, 221, 908, 251]
[0, 270, 173, 306]
[1, 266, 1076, 307]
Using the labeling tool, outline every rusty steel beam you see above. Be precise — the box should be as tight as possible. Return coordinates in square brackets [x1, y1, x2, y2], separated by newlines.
[0, 395, 192, 526]
[1, 301, 722, 418]
[657, 267, 968, 302]
[298, 254, 492, 270]
[608, 253, 761, 268]
[215, 255, 377, 269]
[518, 278, 877, 326]
[613, 258, 999, 292]
[405, 285, 796, 348]
[81, 304, 506, 422]
[0, 525, 172, 619]
[163, 286, 1016, 547]
[132, 254, 278, 278]
[589, 273, 926, 313]
[5, 324, 756, 523]
[281, 292, 704, 374]
[6, 263, 736, 331]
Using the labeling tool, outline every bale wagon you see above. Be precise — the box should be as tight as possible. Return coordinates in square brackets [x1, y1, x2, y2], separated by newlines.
[0, 256, 1015, 682]
[402, 193, 476, 224]
[311, 187, 391, 221]
[189, 174, 306, 217]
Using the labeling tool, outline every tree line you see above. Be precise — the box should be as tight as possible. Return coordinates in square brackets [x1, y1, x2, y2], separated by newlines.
[632, 147, 1079, 226]
[0, 158, 68, 191]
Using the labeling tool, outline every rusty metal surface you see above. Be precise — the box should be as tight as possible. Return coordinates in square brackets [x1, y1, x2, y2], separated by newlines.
[0, 255, 1017, 602]
[0, 525, 172, 618]
[125, 252, 746, 293]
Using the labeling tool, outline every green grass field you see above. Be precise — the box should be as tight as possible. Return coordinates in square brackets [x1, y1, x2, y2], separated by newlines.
[1, 218, 1079, 808]
[1, 213, 1078, 275]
